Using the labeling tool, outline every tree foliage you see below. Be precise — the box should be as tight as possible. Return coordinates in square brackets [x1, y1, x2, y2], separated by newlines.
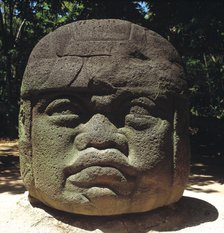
[145, 0, 224, 119]
[76, 0, 145, 23]
[0, 0, 83, 137]
[0, 0, 223, 138]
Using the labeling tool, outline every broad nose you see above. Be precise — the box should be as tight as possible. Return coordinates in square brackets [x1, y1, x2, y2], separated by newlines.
[74, 114, 128, 155]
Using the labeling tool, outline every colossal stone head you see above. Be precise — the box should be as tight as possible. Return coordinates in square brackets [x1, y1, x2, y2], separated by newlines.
[19, 19, 190, 216]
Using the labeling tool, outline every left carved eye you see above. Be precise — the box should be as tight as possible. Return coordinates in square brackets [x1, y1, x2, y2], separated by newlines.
[124, 98, 158, 130]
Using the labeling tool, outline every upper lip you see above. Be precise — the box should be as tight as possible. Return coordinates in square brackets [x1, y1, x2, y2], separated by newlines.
[63, 148, 137, 178]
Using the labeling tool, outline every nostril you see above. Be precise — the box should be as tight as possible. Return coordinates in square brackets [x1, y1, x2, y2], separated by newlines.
[113, 134, 129, 156]
[74, 133, 89, 151]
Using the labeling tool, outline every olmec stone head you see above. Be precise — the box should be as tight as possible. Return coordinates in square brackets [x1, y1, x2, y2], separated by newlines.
[19, 19, 190, 216]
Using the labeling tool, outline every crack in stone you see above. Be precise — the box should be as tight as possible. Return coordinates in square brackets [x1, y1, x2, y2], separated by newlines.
[67, 58, 84, 87]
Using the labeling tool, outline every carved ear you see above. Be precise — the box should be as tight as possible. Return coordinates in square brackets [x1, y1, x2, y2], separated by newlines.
[168, 95, 190, 203]
[19, 100, 34, 189]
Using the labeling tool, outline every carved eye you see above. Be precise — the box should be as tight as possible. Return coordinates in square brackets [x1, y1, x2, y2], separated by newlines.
[45, 99, 82, 127]
[125, 98, 158, 130]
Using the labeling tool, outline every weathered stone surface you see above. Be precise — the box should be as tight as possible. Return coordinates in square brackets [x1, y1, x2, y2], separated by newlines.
[19, 19, 190, 216]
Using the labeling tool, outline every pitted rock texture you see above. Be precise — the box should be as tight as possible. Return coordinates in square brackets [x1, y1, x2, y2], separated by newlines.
[19, 19, 190, 216]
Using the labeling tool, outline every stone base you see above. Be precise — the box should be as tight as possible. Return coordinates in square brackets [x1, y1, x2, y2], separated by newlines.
[1, 192, 219, 233]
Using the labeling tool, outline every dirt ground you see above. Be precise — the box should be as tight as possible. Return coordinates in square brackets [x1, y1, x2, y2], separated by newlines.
[0, 140, 224, 232]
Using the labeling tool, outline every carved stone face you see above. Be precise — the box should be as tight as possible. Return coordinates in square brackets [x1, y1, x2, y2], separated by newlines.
[19, 20, 190, 215]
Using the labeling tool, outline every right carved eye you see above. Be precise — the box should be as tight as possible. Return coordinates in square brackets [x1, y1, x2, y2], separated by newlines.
[45, 98, 82, 127]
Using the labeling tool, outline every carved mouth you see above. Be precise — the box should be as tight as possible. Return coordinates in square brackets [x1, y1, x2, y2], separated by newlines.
[63, 148, 137, 195]
[67, 166, 135, 194]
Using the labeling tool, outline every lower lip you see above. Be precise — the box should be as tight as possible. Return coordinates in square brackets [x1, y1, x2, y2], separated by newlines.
[66, 166, 134, 194]
[67, 166, 127, 185]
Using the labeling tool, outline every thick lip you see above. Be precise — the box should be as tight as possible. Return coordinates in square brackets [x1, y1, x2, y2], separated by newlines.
[66, 165, 136, 196]
[63, 148, 138, 179]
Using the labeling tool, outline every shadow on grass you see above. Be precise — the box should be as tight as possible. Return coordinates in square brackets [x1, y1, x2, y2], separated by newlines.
[186, 156, 224, 193]
[188, 115, 224, 193]
[0, 144, 18, 153]
[0, 153, 25, 194]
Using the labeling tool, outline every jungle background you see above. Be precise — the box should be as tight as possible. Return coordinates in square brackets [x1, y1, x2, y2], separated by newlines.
[0, 0, 224, 161]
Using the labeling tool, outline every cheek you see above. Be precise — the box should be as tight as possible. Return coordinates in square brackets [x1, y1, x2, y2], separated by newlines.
[32, 116, 76, 156]
[31, 117, 75, 190]
[127, 120, 173, 170]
